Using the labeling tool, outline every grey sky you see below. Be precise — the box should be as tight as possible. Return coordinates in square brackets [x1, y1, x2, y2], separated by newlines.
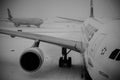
[0, 0, 120, 19]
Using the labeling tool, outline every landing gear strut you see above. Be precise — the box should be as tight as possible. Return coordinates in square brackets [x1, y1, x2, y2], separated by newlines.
[59, 47, 72, 68]
[32, 40, 40, 47]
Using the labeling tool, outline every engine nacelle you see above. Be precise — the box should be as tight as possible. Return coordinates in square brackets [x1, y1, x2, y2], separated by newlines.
[20, 47, 44, 72]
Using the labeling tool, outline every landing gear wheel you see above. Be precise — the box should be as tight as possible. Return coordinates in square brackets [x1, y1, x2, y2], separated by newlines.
[59, 57, 72, 68]
[81, 67, 92, 80]
[67, 57, 72, 67]
[59, 47, 72, 68]
[14, 23, 20, 27]
[59, 57, 64, 67]
[81, 73, 84, 78]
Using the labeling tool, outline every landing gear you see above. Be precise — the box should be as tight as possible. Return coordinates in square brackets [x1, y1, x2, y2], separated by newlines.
[14, 23, 20, 27]
[35, 24, 40, 28]
[82, 69, 92, 80]
[27, 25, 31, 27]
[59, 47, 72, 68]
[17, 29, 22, 32]
[32, 40, 41, 47]
[80, 56, 92, 80]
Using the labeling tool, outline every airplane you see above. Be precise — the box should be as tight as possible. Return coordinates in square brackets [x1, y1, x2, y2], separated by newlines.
[0, 0, 120, 80]
[0, 8, 44, 28]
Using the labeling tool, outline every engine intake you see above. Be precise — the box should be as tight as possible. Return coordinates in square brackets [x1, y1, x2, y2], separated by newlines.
[20, 47, 44, 72]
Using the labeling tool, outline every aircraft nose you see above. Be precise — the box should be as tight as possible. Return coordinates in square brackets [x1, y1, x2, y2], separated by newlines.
[105, 35, 120, 53]
[101, 35, 120, 80]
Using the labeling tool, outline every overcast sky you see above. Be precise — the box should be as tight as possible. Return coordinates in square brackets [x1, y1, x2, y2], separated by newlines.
[0, 0, 120, 19]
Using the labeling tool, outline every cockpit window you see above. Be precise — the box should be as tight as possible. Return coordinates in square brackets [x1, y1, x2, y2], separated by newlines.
[109, 49, 120, 61]
[116, 52, 120, 60]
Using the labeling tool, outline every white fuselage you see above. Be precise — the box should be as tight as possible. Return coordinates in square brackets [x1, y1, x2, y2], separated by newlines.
[83, 18, 120, 80]
[11, 18, 44, 27]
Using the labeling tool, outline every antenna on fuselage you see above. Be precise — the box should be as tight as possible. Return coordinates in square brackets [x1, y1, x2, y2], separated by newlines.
[90, 0, 94, 18]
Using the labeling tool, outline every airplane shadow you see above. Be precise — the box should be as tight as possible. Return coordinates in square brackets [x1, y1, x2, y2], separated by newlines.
[0, 58, 92, 80]
[28, 64, 84, 80]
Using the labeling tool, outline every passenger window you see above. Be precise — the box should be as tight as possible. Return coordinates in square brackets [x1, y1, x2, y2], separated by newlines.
[109, 49, 120, 60]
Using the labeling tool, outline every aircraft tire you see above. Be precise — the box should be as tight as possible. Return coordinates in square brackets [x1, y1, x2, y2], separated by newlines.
[59, 57, 64, 67]
[14, 23, 20, 27]
[67, 57, 72, 67]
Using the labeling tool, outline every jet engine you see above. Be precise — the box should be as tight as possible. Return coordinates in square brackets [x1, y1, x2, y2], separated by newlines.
[20, 47, 44, 72]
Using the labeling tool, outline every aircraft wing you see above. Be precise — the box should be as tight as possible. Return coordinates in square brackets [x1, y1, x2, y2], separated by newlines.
[57, 17, 84, 23]
[0, 29, 87, 53]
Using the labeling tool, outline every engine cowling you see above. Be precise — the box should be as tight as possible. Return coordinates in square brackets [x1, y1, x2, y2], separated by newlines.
[20, 47, 44, 72]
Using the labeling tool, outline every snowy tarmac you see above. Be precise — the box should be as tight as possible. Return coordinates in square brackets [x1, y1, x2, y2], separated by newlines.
[0, 22, 87, 80]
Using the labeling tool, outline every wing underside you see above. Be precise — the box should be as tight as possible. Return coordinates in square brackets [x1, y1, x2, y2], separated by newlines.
[0, 29, 87, 53]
